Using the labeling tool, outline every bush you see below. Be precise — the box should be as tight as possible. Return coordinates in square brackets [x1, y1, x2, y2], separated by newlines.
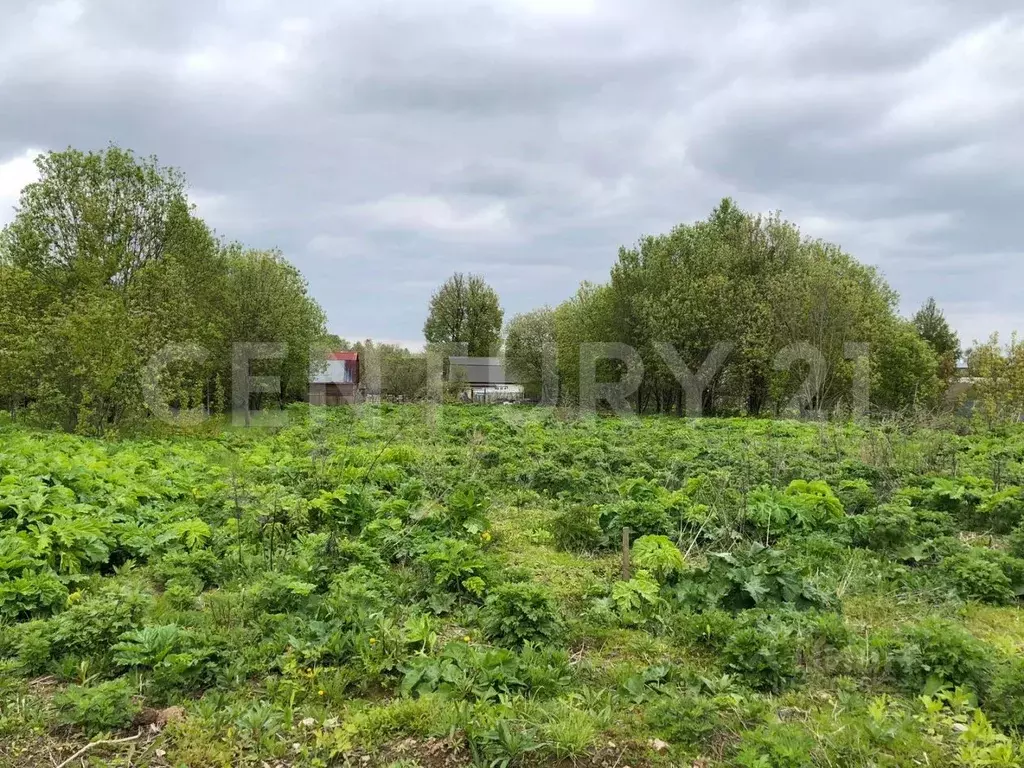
[836, 478, 876, 515]
[549, 507, 602, 553]
[887, 618, 994, 696]
[418, 539, 489, 598]
[51, 586, 151, 659]
[677, 543, 833, 613]
[671, 609, 736, 653]
[481, 582, 563, 647]
[56, 679, 140, 734]
[645, 692, 723, 748]
[988, 659, 1024, 732]
[722, 622, 800, 692]
[631, 535, 685, 583]
[940, 550, 1016, 604]
[0, 571, 69, 620]
[976, 488, 1024, 534]
[445, 482, 490, 532]
[846, 502, 955, 553]
[1009, 523, 1024, 559]
[152, 549, 222, 589]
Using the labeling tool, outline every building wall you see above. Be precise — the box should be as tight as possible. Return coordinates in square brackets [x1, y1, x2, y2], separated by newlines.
[309, 382, 358, 405]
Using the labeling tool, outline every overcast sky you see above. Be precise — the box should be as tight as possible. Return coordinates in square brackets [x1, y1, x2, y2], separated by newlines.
[1, 0, 1021, 350]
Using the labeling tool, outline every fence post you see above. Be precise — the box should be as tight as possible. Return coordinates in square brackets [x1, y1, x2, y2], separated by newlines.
[620, 527, 631, 580]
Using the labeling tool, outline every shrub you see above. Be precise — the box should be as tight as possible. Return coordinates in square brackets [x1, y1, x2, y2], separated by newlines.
[735, 722, 817, 768]
[0, 571, 69, 620]
[152, 549, 222, 589]
[418, 539, 489, 598]
[846, 502, 955, 553]
[631, 535, 685, 583]
[836, 478, 876, 515]
[975, 488, 1024, 534]
[645, 692, 723, 748]
[56, 679, 140, 734]
[671, 609, 736, 654]
[247, 571, 317, 614]
[549, 507, 603, 553]
[677, 543, 833, 613]
[292, 534, 386, 588]
[722, 622, 800, 692]
[887, 618, 994, 696]
[606, 571, 663, 627]
[481, 582, 563, 647]
[49, 585, 150, 658]
[988, 659, 1024, 731]
[445, 482, 490, 533]
[323, 565, 391, 626]
[600, 479, 673, 538]
[113, 624, 185, 667]
[940, 550, 1016, 604]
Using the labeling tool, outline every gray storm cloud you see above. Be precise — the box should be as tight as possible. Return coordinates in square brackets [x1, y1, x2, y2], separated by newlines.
[0, 0, 1021, 349]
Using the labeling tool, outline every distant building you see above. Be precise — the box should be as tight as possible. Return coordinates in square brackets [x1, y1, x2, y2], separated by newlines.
[310, 351, 360, 405]
[448, 356, 525, 403]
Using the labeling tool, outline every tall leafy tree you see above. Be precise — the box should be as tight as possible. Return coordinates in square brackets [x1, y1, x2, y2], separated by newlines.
[913, 297, 961, 380]
[549, 199, 932, 417]
[423, 272, 503, 356]
[505, 307, 556, 398]
[0, 146, 328, 432]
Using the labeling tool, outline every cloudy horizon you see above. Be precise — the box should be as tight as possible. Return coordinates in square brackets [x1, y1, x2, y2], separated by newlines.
[1, 0, 1021, 352]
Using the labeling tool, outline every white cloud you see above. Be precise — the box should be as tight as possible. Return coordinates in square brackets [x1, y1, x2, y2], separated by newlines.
[0, 148, 42, 227]
[351, 195, 513, 241]
[882, 20, 1024, 136]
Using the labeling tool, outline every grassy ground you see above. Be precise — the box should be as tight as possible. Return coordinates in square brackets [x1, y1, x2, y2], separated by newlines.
[2, 406, 1024, 766]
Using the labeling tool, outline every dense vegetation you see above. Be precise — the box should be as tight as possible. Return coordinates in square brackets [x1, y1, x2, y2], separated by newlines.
[0, 147, 330, 434]
[505, 201, 955, 417]
[3, 406, 1024, 766]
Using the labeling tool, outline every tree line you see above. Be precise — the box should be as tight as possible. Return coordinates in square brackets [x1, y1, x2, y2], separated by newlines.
[0, 145, 1008, 428]
[0, 147, 328, 433]
[422, 200, 976, 418]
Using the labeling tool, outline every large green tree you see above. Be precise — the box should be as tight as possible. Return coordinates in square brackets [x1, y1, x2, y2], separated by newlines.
[549, 199, 938, 417]
[913, 297, 961, 380]
[504, 307, 556, 399]
[423, 272, 503, 357]
[0, 146, 328, 432]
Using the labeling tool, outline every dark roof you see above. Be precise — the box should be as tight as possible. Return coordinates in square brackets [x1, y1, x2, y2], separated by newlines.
[448, 356, 522, 385]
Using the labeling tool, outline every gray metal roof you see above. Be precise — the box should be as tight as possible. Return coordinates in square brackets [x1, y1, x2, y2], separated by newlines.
[448, 356, 521, 385]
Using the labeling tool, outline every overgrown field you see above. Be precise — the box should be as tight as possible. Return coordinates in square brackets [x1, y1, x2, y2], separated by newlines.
[3, 406, 1024, 767]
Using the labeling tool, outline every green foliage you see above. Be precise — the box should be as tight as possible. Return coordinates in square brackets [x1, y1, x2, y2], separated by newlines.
[989, 659, 1024, 732]
[722, 621, 801, 692]
[423, 272, 503, 357]
[976, 488, 1024, 534]
[605, 571, 663, 627]
[56, 678, 140, 734]
[676, 543, 833, 613]
[886, 618, 995, 696]
[835, 478, 877, 515]
[747, 480, 845, 536]
[846, 500, 956, 555]
[480, 582, 563, 647]
[2, 405, 1024, 762]
[0, 146, 329, 432]
[939, 549, 1022, 604]
[549, 506, 603, 552]
[631, 534, 685, 582]
[400, 642, 571, 701]
[0, 570, 68, 620]
[504, 308, 556, 399]
[418, 538, 489, 598]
